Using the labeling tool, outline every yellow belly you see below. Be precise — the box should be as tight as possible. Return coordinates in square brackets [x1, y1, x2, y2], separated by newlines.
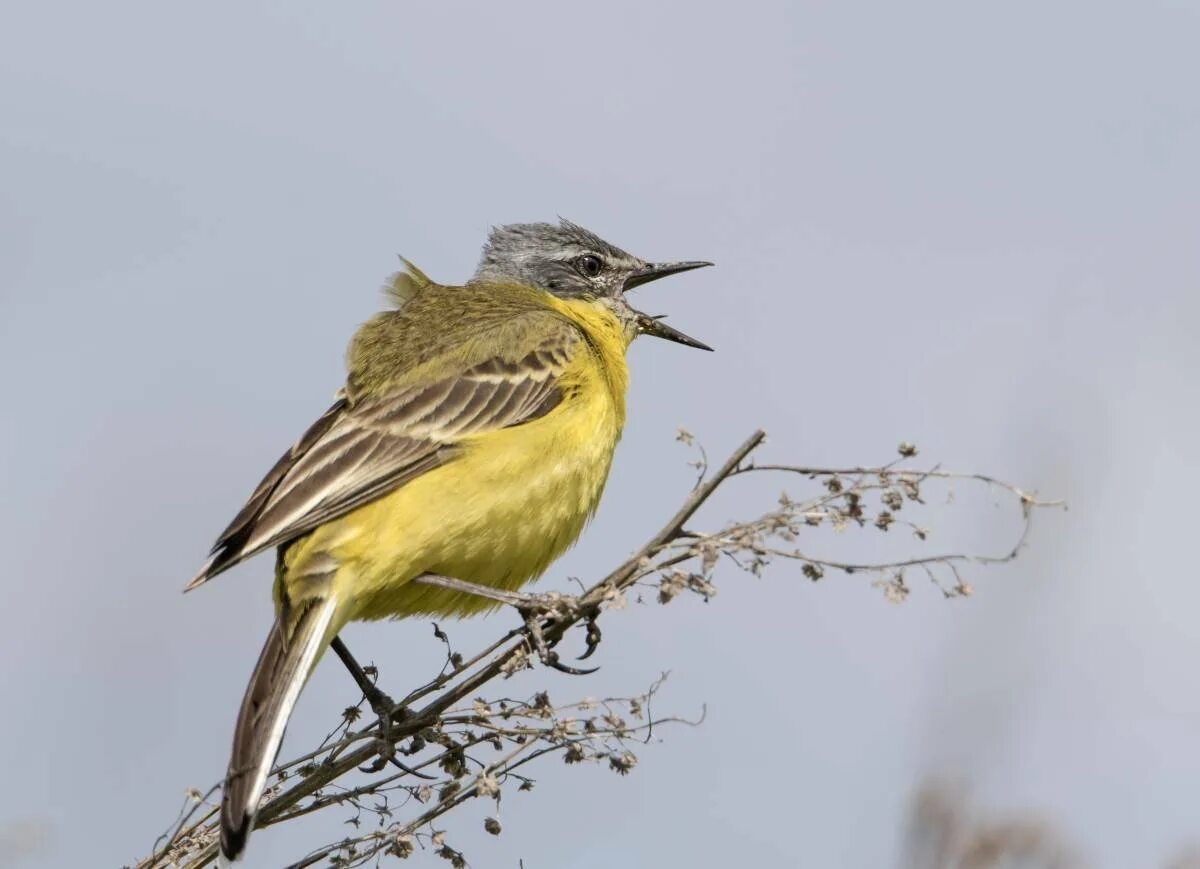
[282, 379, 622, 622]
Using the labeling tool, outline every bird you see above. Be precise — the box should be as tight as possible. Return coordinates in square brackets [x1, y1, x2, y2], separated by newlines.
[185, 219, 712, 862]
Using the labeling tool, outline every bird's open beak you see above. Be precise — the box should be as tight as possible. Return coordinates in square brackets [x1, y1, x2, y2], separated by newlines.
[625, 260, 713, 351]
[634, 312, 713, 351]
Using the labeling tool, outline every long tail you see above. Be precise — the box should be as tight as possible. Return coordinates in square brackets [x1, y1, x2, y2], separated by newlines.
[220, 596, 338, 863]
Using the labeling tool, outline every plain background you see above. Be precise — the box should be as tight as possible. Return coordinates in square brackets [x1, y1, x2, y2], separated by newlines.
[2, 2, 1198, 866]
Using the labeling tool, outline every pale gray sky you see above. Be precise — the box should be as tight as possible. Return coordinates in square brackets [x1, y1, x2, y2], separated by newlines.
[1, 2, 1198, 867]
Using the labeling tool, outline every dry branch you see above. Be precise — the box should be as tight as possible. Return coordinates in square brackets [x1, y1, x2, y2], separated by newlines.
[134, 430, 1060, 868]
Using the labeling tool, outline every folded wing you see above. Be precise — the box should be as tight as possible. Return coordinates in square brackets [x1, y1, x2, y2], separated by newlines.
[186, 320, 578, 590]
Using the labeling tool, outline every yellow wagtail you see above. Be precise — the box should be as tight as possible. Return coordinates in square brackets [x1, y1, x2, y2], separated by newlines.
[185, 219, 711, 861]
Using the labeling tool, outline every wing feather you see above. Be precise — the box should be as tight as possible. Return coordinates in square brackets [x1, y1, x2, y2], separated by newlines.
[186, 319, 577, 590]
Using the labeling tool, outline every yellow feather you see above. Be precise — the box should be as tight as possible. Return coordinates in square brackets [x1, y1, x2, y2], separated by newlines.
[280, 290, 631, 626]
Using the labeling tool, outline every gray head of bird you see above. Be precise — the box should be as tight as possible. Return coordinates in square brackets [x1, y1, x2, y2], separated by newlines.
[472, 218, 712, 351]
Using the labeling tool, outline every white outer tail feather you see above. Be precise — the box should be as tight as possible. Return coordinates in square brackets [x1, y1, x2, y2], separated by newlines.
[221, 595, 338, 863]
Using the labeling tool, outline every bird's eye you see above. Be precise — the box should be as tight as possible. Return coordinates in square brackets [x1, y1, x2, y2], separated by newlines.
[575, 254, 604, 278]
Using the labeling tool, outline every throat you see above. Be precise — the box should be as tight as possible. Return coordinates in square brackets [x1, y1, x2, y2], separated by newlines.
[555, 297, 630, 423]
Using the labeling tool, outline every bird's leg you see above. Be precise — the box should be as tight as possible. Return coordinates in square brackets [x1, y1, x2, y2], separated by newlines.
[329, 636, 431, 778]
[413, 574, 598, 674]
[331, 635, 394, 719]
[412, 573, 577, 612]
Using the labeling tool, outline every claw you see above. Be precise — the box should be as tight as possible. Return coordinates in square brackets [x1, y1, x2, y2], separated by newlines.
[358, 685, 435, 779]
[359, 738, 393, 773]
[545, 657, 600, 676]
[578, 616, 602, 660]
[359, 744, 435, 778]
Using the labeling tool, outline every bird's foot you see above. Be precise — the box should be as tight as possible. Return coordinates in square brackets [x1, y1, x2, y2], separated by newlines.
[359, 686, 402, 772]
[328, 635, 432, 778]
[512, 590, 582, 622]
[411, 574, 601, 674]
[515, 594, 599, 675]
[358, 689, 434, 778]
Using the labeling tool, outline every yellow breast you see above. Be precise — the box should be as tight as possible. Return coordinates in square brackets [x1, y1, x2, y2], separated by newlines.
[306, 297, 631, 621]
